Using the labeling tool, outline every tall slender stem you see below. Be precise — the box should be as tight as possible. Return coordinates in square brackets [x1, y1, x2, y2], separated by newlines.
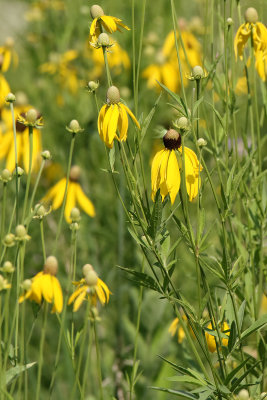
[36, 302, 48, 400]
[22, 126, 33, 222]
[10, 102, 19, 225]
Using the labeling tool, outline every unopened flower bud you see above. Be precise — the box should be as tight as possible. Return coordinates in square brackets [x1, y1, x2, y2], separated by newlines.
[5, 92, 16, 103]
[227, 17, 233, 26]
[22, 279, 32, 291]
[1, 169, 12, 182]
[88, 80, 99, 91]
[4, 233, 15, 247]
[197, 138, 207, 147]
[26, 109, 38, 124]
[41, 150, 52, 160]
[192, 65, 204, 79]
[14, 167, 24, 177]
[70, 207, 80, 222]
[15, 225, 30, 241]
[85, 270, 98, 286]
[176, 117, 189, 131]
[90, 4, 104, 19]
[98, 33, 110, 46]
[238, 389, 250, 400]
[35, 204, 46, 217]
[69, 165, 81, 182]
[69, 119, 80, 132]
[163, 129, 181, 150]
[2, 261, 15, 273]
[245, 7, 258, 24]
[107, 86, 120, 104]
[44, 256, 58, 275]
[82, 263, 94, 276]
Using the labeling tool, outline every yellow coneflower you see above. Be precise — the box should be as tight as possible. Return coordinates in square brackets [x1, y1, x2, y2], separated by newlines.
[0, 74, 11, 108]
[0, 37, 18, 73]
[234, 7, 267, 81]
[68, 264, 111, 311]
[89, 5, 130, 44]
[98, 86, 140, 148]
[205, 322, 230, 353]
[19, 256, 63, 313]
[42, 165, 95, 223]
[168, 317, 186, 343]
[151, 128, 202, 204]
[40, 50, 79, 95]
[0, 107, 42, 172]
[0, 274, 11, 291]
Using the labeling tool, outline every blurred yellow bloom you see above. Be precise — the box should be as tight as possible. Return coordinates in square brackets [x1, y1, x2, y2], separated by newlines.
[98, 86, 140, 148]
[259, 294, 267, 316]
[0, 38, 18, 73]
[205, 322, 230, 353]
[0, 74, 11, 108]
[19, 256, 63, 313]
[168, 317, 186, 343]
[40, 50, 79, 94]
[89, 5, 130, 44]
[42, 165, 95, 223]
[151, 129, 202, 204]
[68, 265, 111, 311]
[0, 275, 11, 291]
[0, 107, 42, 172]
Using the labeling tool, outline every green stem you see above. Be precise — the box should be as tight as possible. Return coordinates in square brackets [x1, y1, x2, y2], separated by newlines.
[10, 102, 19, 225]
[102, 47, 112, 87]
[36, 302, 48, 400]
[1, 183, 7, 246]
[40, 219, 46, 263]
[93, 320, 104, 400]
[22, 126, 33, 222]
[26, 159, 46, 225]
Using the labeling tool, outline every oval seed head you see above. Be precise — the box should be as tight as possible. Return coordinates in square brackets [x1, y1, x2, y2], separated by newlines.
[197, 137, 207, 147]
[35, 204, 46, 217]
[90, 4, 104, 19]
[245, 7, 258, 24]
[26, 108, 38, 124]
[238, 389, 250, 400]
[88, 80, 99, 91]
[41, 150, 52, 160]
[98, 32, 110, 46]
[107, 86, 120, 104]
[163, 129, 181, 150]
[70, 207, 80, 222]
[16, 167, 24, 177]
[68, 119, 82, 133]
[227, 17, 233, 26]
[85, 270, 98, 287]
[1, 169, 12, 182]
[44, 256, 58, 275]
[22, 279, 32, 291]
[15, 225, 27, 238]
[82, 264, 94, 276]
[69, 165, 81, 182]
[192, 65, 204, 79]
[5, 92, 16, 103]
[176, 117, 189, 131]
[4, 233, 15, 247]
[2, 261, 15, 273]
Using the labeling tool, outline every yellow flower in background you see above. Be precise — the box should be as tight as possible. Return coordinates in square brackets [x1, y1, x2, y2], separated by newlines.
[68, 264, 111, 311]
[0, 37, 18, 73]
[98, 86, 140, 148]
[0, 74, 11, 108]
[0, 275, 11, 291]
[259, 294, 267, 316]
[169, 317, 186, 343]
[0, 107, 42, 172]
[19, 256, 63, 313]
[40, 50, 79, 95]
[88, 40, 130, 78]
[42, 165, 95, 223]
[205, 322, 230, 353]
[151, 129, 202, 204]
[89, 5, 130, 44]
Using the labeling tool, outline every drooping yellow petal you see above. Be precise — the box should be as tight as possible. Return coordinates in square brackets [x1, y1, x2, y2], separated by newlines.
[184, 150, 199, 202]
[161, 62, 178, 93]
[64, 182, 76, 223]
[121, 103, 140, 129]
[168, 318, 178, 336]
[75, 183, 96, 217]
[113, 17, 130, 31]
[151, 149, 166, 201]
[51, 276, 63, 313]
[166, 150, 180, 204]
[117, 104, 129, 141]
[102, 105, 114, 145]
[0, 132, 13, 158]
[98, 279, 110, 303]
[100, 16, 118, 33]
[42, 178, 66, 209]
[73, 290, 87, 312]
[68, 285, 86, 305]
[0, 74, 11, 107]
[106, 104, 120, 148]
[40, 274, 53, 303]
[97, 104, 107, 142]
[234, 23, 251, 60]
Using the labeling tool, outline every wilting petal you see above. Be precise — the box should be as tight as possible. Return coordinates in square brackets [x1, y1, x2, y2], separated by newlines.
[64, 182, 76, 223]
[51, 276, 63, 313]
[73, 290, 87, 312]
[101, 16, 118, 33]
[117, 104, 129, 141]
[75, 183, 95, 217]
[122, 104, 140, 129]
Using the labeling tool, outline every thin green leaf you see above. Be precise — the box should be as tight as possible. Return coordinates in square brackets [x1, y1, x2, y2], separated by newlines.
[240, 315, 267, 342]
[4, 362, 37, 386]
[150, 386, 198, 398]
[117, 265, 161, 293]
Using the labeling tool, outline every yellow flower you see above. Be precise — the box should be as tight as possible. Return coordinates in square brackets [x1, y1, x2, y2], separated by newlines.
[68, 264, 111, 311]
[0, 107, 42, 172]
[40, 50, 79, 95]
[168, 317, 186, 343]
[151, 129, 202, 204]
[259, 294, 267, 316]
[0, 74, 11, 108]
[19, 256, 63, 313]
[0, 37, 18, 73]
[0, 274, 11, 291]
[205, 322, 230, 353]
[89, 5, 130, 44]
[98, 86, 140, 148]
[42, 165, 95, 223]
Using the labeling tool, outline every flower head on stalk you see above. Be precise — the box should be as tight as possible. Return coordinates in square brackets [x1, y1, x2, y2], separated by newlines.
[0, 274, 11, 291]
[89, 4, 130, 45]
[98, 86, 140, 148]
[151, 126, 202, 204]
[68, 264, 111, 312]
[42, 165, 95, 223]
[19, 256, 63, 313]
[205, 321, 230, 353]
[234, 8, 267, 81]
[0, 106, 42, 172]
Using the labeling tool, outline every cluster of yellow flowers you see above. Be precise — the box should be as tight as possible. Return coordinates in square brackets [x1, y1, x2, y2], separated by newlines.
[19, 256, 110, 313]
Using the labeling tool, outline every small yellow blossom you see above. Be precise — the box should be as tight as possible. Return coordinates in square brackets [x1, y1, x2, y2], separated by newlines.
[68, 264, 111, 311]
[98, 86, 140, 148]
[19, 256, 63, 313]
[205, 322, 230, 353]
[0, 74, 11, 108]
[89, 5, 130, 45]
[42, 165, 95, 223]
[0, 37, 18, 73]
[151, 129, 202, 204]
[0, 274, 11, 291]
[168, 317, 186, 343]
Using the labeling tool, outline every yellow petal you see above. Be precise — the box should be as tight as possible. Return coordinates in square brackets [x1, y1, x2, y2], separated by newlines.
[98, 104, 107, 141]
[121, 104, 140, 129]
[73, 290, 87, 312]
[42, 178, 66, 209]
[68, 286, 86, 305]
[51, 277, 63, 313]
[98, 278, 110, 302]
[40, 274, 53, 303]
[151, 149, 166, 201]
[64, 182, 76, 223]
[117, 104, 128, 141]
[101, 16, 118, 33]
[166, 150, 180, 204]
[168, 318, 179, 336]
[184, 150, 198, 201]
[75, 183, 96, 217]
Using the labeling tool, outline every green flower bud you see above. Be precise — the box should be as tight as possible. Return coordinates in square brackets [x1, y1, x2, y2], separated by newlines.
[22, 279, 32, 291]
[238, 389, 250, 400]
[41, 150, 52, 160]
[5, 92, 16, 103]
[197, 138, 207, 147]
[26, 109, 38, 124]
[15, 225, 27, 238]
[192, 65, 204, 79]
[3, 233, 15, 247]
[70, 207, 80, 222]
[98, 33, 110, 46]
[2, 261, 15, 274]
[227, 17, 233, 26]
[1, 169, 12, 182]
[88, 80, 99, 92]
